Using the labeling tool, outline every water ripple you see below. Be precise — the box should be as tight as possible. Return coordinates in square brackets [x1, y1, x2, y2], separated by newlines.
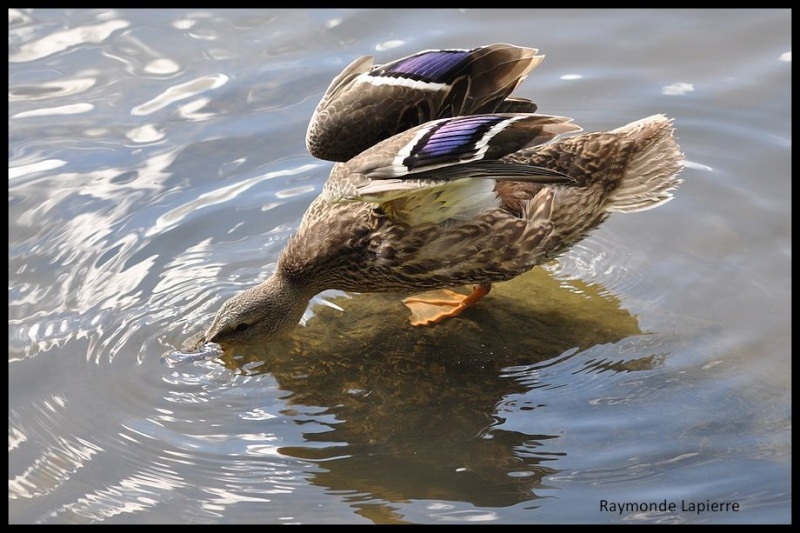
[9, 77, 98, 103]
[131, 74, 229, 116]
[146, 163, 319, 237]
[9, 396, 103, 500]
[12, 102, 95, 118]
[11, 19, 128, 62]
[50, 464, 188, 522]
[544, 230, 664, 307]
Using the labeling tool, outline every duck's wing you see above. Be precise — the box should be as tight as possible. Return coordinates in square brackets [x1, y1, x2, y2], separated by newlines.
[494, 97, 540, 114]
[306, 43, 544, 162]
[323, 113, 581, 225]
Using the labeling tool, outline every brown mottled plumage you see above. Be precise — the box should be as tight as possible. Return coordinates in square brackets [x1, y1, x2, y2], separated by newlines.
[196, 45, 684, 349]
[203, 113, 682, 348]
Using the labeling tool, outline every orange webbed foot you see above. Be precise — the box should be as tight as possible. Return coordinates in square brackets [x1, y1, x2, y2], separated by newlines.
[402, 284, 492, 326]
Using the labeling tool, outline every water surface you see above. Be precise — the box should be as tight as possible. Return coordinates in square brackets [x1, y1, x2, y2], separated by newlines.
[9, 8, 791, 524]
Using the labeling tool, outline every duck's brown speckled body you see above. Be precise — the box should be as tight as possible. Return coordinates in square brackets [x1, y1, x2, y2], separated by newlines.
[200, 45, 683, 348]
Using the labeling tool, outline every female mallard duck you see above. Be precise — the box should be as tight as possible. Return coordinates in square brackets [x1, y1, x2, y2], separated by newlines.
[192, 44, 684, 350]
[202, 111, 683, 348]
[306, 43, 542, 162]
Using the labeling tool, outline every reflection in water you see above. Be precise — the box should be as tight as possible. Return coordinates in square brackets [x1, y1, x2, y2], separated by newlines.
[220, 268, 654, 508]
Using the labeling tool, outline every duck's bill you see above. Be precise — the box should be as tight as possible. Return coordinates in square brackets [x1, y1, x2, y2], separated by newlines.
[161, 341, 225, 368]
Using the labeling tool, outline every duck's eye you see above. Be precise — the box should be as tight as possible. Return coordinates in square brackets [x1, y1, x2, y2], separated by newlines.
[234, 323, 250, 333]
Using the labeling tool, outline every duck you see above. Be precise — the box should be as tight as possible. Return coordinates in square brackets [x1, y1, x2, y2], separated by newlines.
[202, 111, 683, 348]
[306, 43, 542, 163]
[196, 45, 684, 350]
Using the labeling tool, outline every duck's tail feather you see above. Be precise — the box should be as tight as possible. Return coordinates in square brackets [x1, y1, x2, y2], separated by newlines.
[605, 114, 684, 214]
[461, 44, 544, 114]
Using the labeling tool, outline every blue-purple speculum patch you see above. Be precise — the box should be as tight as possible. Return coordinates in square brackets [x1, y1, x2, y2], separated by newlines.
[404, 115, 505, 170]
[374, 49, 473, 83]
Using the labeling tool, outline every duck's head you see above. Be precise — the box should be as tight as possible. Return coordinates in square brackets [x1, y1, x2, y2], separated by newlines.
[202, 275, 310, 348]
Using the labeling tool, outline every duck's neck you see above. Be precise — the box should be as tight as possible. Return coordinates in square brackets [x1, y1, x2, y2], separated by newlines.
[260, 272, 318, 323]
[276, 199, 373, 293]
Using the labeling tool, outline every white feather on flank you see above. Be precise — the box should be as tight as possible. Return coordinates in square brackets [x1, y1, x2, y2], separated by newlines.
[383, 178, 500, 226]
